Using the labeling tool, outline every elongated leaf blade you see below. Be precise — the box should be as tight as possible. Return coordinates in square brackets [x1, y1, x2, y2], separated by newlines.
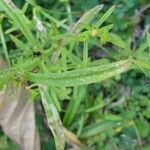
[0, 0, 36, 47]
[26, 59, 131, 87]
[80, 121, 116, 138]
[147, 33, 150, 51]
[109, 33, 127, 48]
[69, 4, 104, 34]
[95, 5, 115, 27]
[10, 35, 30, 54]
[134, 59, 150, 70]
[63, 86, 87, 126]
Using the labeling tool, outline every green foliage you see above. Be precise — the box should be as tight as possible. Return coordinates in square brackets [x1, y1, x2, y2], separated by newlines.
[26, 59, 131, 87]
[0, 0, 150, 150]
[0, 0, 36, 47]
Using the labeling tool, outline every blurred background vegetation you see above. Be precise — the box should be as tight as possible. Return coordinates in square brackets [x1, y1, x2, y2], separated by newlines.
[0, 0, 150, 150]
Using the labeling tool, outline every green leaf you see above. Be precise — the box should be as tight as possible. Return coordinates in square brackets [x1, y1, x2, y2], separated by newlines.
[85, 101, 105, 113]
[10, 35, 30, 55]
[83, 40, 88, 66]
[51, 31, 90, 45]
[95, 5, 115, 27]
[104, 114, 122, 121]
[50, 88, 62, 111]
[109, 33, 127, 48]
[136, 42, 149, 53]
[97, 24, 113, 44]
[147, 32, 150, 51]
[134, 59, 150, 70]
[26, 59, 132, 87]
[0, 0, 36, 47]
[69, 4, 104, 34]
[0, 58, 40, 89]
[80, 121, 115, 138]
[63, 85, 87, 126]
[0, 68, 16, 89]
[0, 24, 10, 65]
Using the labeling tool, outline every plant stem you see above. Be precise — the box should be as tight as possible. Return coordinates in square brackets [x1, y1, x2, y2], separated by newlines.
[83, 40, 88, 67]
[65, 1, 73, 25]
[0, 24, 10, 65]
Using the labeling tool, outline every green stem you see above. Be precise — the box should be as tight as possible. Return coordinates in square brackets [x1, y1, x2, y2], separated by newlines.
[83, 40, 88, 67]
[65, 1, 73, 24]
[0, 24, 10, 65]
[132, 120, 142, 147]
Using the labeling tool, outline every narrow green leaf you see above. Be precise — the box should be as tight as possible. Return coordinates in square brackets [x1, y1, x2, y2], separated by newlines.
[77, 115, 85, 137]
[136, 42, 149, 53]
[40, 10, 68, 29]
[4, 26, 18, 34]
[50, 89, 62, 111]
[53, 87, 70, 100]
[10, 35, 30, 55]
[97, 24, 113, 44]
[83, 40, 88, 66]
[51, 31, 90, 45]
[0, 68, 16, 89]
[69, 4, 104, 34]
[63, 86, 87, 126]
[133, 59, 150, 70]
[80, 121, 115, 138]
[26, 59, 132, 87]
[21, 1, 29, 14]
[0, 0, 36, 47]
[104, 114, 122, 121]
[85, 101, 105, 113]
[0, 24, 10, 65]
[109, 33, 127, 48]
[95, 5, 115, 27]
[147, 32, 150, 51]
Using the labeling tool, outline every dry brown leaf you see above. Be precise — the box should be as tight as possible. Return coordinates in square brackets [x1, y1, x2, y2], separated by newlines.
[63, 127, 82, 150]
[0, 58, 41, 150]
